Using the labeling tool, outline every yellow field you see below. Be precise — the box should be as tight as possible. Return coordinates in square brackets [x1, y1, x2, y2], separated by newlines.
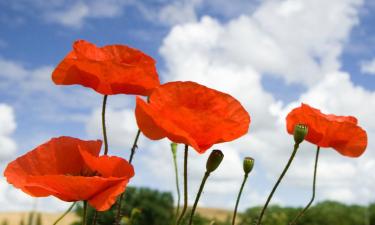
[0, 212, 78, 225]
[0, 207, 233, 225]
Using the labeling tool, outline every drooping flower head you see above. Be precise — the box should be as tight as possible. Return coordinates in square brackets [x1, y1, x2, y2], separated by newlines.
[135, 81, 251, 153]
[52, 40, 160, 96]
[286, 103, 367, 157]
[4, 136, 134, 211]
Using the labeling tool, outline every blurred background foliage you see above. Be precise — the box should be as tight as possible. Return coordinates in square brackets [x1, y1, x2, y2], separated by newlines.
[24, 186, 371, 225]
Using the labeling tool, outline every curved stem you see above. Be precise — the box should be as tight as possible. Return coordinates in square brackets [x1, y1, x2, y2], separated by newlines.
[129, 129, 141, 164]
[176, 145, 189, 225]
[256, 143, 300, 225]
[188, 171, 210, 225]
[289, 146, 320, 225]
[114, 130, 142, 225]
[172, 146, 181, 222]
[52, 202, 76, 225]
[232, 174, 249, 225]
[82, 201, 88, 225]
[91, 95, 108, 225]
[102, 95, 109, 155]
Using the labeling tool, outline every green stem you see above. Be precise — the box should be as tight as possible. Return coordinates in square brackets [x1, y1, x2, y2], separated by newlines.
[188, 171, 210, 225]
[176, 145, 189, 225]
[114, 130, 142, 225]
[52, 202, 76, 225]
[91, 95, 109, 225]
[289, 146, 320, 225]
[232, 174, 249, 225]
[256, 143, 300, 225]
[172, 146, 181, 222]
[91, 211, 98, 225]
[129, 129, 141, 164]
[102, 95, 109, 155]
[82, 201, 88, 225]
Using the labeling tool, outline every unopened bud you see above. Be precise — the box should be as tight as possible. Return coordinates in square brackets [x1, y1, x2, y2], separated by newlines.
[170, 143, 177, 156]
[294, 124, 308, 144]
[243, 157, 254, 175]
[206, 150, 224, 173]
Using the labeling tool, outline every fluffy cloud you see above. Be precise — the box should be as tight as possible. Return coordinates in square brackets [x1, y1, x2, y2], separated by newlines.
[0, 104, 17, 161]
[360, 58, 375, 75]
[155, 0, 372, 208]
[0, 57, 100, 122]
[44, 1, 125, 28]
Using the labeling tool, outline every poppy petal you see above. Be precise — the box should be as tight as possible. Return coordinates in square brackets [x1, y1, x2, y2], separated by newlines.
[52, 40, 160, 96]
[135, 81, 250, 153]
[286, 103, 367, 157]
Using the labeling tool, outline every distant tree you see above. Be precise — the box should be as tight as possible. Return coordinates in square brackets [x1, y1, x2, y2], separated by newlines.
[369, 203, 375, 225]
[239, 205, 298, 225]
[71, 186, 174, 225]
[240, 201, 369, 225]
[1, 220, 9, 225]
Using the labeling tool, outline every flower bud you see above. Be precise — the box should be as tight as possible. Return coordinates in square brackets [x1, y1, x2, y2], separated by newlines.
[294, 124, 308, 144]
[170, 142, 178, 156]
[206, 150, 224, 173]
[243, 157, 254, 175]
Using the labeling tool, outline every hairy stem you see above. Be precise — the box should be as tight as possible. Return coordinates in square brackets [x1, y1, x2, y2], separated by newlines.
[102, 95, 109, 155]
[188, 171, 210, 225]
[232, 174, 249, 225]
[82, 201, 88, 225]
[114, 130, 142, 225]
[289, 146, 320, 225]
[172, 146, 181, 222]
[176, 145, 189, 225]
[52, 202, 76, 225]
[256, 143, 300, 225]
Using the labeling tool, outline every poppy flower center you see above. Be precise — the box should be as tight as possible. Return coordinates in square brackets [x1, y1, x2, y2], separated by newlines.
[66, 167, 101, 177]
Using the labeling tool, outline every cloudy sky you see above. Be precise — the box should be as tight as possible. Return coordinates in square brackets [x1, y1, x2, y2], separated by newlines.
[0, 0, 374, 213]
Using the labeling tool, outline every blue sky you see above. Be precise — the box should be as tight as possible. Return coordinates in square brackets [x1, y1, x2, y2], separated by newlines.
[0, 0, 375, 212]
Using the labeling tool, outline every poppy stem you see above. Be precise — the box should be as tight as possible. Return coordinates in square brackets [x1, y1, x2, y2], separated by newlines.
[91, 211, 98, 225]
[52, 202, 76, 225]
[188, 171, 210, 225]
[171, 144, 181, 222]
[82, 201, 88, 225]
[289, 146, 320, 225]
[232, 174, 249, 225]
[114, 129, 142, 225]
[129, 129, 141, 164]
[256, 143, 300, 225]
[176, 145, 189, 225]
[102, 95, 109, 155]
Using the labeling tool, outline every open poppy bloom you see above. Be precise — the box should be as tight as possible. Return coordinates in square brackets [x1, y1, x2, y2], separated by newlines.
[4, 136, 134, 211]
[52, 40, 160, 96]
[286, 103, 367, 157]
[135, 81, 250, 153]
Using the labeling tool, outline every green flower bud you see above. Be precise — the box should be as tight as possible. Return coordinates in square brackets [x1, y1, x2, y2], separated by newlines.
[206, 150, 224, 173]
[243, 157, 254, 175]
[294, 124, 308, 144]
[170, 142, 178, 156]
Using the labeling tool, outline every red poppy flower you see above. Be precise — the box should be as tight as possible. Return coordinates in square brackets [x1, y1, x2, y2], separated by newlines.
[52, 40, 160, 96]
[135, 81, 251, 153]
[286, 103, 367, 157]
[4, 136, 134, 211]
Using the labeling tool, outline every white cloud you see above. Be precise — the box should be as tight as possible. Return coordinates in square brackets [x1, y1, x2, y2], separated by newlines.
[0, 104, 17, 161]
[0, 57, 100, 122]
[155, 0, 372, 208]
[158, 0, 201, 26]
[44, 1, 125, 28]
[360, 58, 375, 75]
